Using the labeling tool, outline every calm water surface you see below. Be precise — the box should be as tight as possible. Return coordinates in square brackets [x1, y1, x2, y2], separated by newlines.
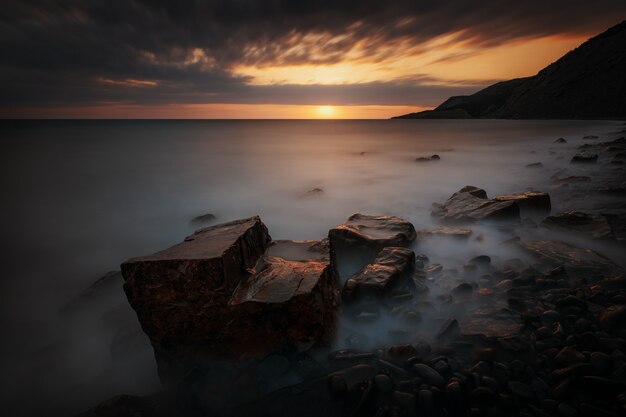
[0, 119, 621, 416]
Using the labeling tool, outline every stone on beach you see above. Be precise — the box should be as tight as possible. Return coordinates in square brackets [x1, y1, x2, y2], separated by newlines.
[227, 254, 339, 355]
[541, 211, 614, 240]
[121, 216, 340, 380]
[415, 154, 441, 162]
[342, 247, 415, 303]
[416, 226, 473, 239]
[493, 191, 551, 217]
[431, 186, 520, 223]
[570, 153, 598, 163]
[329, 214, 417, 250]
[517, 239, 620, 277]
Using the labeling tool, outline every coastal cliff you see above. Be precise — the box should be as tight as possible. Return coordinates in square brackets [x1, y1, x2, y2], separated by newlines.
[394, 21, 626, 120]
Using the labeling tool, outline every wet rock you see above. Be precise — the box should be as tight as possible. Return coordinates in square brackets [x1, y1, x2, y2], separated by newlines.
[451, 283, 474, 296]
[507, 381, 534, 399]
[302, 187, 324, 197]
[571, 153, 598, 163]
[190, 212, 216, 226]
[258, 354, 291, 378]
[470, 255, 491, 268]
[437, 318, 460, 341]
[328, 374, 348, 397]
[597, 305, 626, 334]
[555, 138, 567, 143]
[552, 175, 591, 184]
[417, 389, 435, 415]
[329, 213, 416, 252]
[590, 352, 612, 375]
[415, 154, 441, 162]
[226, 253, 339, 352]
[431, 186, 520, 223]
[388, 344, 418, 362]
[517, 239, 620, 278]
[471, 387, 497, 408]
[554, 347, 586, 368]
[416, 226, 473, 239]
[121, 216, 273, 379]
[374, 374, 394, 394]
[446, 381, 465, 415]
[598, 183, 626, 195]
[493, 191, 551, 217]
[542, 211, 614, 240]
[342, 247, 415, 303]
[413, 363, 445, 387]
[393, 391, 416, 414]
[266, 239, 330, 263]
[580, 376, 624, 398]
[426, 263, 443, 275]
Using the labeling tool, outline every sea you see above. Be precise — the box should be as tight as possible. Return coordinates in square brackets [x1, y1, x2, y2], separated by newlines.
[0, 119, 622, 416]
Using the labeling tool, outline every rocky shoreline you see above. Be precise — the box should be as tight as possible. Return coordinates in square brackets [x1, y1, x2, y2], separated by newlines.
[78, 128, 626, 417]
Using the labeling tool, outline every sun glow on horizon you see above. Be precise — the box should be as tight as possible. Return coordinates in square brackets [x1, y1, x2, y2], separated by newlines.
[316, 105, 336, 118]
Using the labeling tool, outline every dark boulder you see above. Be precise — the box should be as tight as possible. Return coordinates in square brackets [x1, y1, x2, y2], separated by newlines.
[342, 247, 415, 303]
[227, 254, 340, 357]
[329, 214, 416, 250]
[517, 239, 620, 278]
[493, 191, 551, 217]
[571, 153, 598, 163]
[597, 305, 626, 334]
[431, 186, 520, 223]
[415, 154, 441, 162]
[122, 216, 339, 380]
[541, 211, 614, 240]
[416, 226, 473, 239]
[190, 213, 216, 226]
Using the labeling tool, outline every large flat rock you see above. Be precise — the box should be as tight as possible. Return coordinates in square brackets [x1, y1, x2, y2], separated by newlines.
[342, 247, 415, 303]
[541, 211, 614, 240]
[121, 217, 278, 379]
[518, 239, 621, 278]
[493, 191, 551, 217]
[226, 255, 339, 355]
[431, 186, 520, 223]
[329, 213, 416, 250]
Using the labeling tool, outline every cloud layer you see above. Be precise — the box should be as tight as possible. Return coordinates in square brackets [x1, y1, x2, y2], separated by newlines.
[1, 0, 625, 114]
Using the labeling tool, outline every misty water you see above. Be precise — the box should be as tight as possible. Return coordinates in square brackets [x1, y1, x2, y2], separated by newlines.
[0, 119, 623, 416]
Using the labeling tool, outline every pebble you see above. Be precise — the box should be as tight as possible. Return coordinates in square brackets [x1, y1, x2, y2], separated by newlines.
[470, 387, 496, 407]
[507, 381, 534, 399]
[413, 363, 445, 387]
[374, 374, 394, 394]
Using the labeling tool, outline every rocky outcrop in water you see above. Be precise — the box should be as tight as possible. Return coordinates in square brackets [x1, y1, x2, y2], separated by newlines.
[431, 186, 520, 223]
[342, 247, 415, 304]
[121, 216, 340, 380]
[329, 213, 417, 251]
[493, 191, 551, 217]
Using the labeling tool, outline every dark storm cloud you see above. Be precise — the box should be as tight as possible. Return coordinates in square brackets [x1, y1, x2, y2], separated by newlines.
[1, 0, 625, 110]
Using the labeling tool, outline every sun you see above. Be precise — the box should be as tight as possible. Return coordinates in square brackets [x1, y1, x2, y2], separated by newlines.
[316, 105, 336, 118]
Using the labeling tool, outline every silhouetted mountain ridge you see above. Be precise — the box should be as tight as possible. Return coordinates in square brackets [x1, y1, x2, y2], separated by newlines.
[394, 20, 626, 119]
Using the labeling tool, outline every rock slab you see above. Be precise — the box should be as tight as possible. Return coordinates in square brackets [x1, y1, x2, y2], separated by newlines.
[431, 186, 520, 223]
[342, 247, 415, 303]
[121, 217, 339, 380]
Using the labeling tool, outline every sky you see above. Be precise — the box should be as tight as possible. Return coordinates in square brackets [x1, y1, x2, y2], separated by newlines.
[1, 1, 625, 119]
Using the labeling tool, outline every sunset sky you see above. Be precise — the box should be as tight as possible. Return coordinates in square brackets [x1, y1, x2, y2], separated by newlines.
[1, 1, 625, 119]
